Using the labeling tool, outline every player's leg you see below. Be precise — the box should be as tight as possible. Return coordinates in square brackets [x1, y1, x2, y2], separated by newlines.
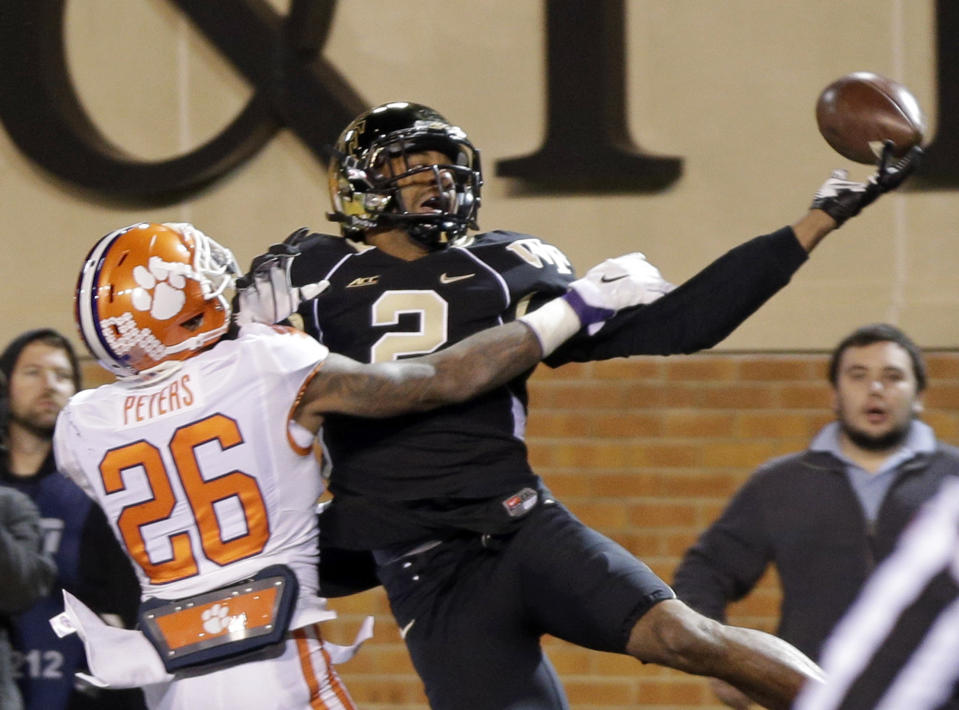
[376, 534, 569, 710]
[142, 625, 356, 710]
[511, 499, 674, 654]
[290, 624, 358, 710]
[624, 600, 823, 710]
[511, 500, 821, 710]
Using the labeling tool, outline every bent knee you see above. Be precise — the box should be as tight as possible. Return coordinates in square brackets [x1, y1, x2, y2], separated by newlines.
[626, 599, 723, 669]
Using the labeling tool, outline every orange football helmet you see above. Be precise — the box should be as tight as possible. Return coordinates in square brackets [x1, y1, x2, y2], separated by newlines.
[75, 222, 239, 379]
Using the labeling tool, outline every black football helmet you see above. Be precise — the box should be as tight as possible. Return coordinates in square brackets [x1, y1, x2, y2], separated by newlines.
[327, 102, 482, 249]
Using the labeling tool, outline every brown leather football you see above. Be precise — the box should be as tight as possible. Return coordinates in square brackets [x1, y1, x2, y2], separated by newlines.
[815, 72, 925, 164]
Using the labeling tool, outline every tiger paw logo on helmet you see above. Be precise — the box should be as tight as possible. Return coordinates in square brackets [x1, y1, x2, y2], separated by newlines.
[76, 222, 239, 378]
[100, 255, 196, 365]
[131, 257, 189, 320]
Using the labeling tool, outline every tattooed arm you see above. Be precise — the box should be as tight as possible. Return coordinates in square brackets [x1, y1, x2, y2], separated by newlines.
[292, 252, 673, 429]
[293, 320, 542, 430]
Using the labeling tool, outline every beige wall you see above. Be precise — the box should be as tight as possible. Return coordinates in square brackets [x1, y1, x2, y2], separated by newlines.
[1, 0, 954, 355]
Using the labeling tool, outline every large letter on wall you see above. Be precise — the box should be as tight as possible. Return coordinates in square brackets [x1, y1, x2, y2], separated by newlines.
[496, 0, 682, 192]
[0, 0, 365, 204]
[916, 0, 959, 187]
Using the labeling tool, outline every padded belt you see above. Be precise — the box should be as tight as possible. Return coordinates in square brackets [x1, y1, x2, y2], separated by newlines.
[138, 564, 299, 672]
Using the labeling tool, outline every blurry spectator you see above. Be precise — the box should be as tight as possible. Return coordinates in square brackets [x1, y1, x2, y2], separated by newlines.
[0, 329, 144, 710]
[0, 467, 56, 710]
[673, 323, 959, 709]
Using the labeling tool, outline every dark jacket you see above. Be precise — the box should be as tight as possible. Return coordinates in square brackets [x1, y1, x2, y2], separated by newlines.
[0, 487, 56, 710]
[673, 443, 959, 661]
[1, 455, 144, 710]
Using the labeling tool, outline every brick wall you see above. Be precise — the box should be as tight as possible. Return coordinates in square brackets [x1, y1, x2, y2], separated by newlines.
[79, 351, 959, 708]
[324, 350, 959, 709]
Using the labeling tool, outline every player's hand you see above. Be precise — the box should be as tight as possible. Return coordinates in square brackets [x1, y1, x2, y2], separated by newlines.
[564, 252, 675, 330]
[282, 227, 314, 249]
[810, 141, 922, 227]
[232, 244, 328, 327]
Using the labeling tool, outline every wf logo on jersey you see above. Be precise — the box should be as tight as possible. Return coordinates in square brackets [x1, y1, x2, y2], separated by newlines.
[507, 239, 573, 274]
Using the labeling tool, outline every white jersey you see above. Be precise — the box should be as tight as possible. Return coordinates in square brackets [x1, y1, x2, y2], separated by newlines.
[54, 324, 332, 626]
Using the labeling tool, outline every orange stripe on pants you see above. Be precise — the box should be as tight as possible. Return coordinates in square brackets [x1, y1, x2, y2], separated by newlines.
[294, 625, 356, 710]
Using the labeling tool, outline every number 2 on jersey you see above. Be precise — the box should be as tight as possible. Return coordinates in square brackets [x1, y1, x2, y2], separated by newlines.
[370, 290, 449, 362]
[99, 414, 269, 584]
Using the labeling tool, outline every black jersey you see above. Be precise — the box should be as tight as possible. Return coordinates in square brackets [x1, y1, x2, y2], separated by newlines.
[290, 225, 810, 548]
[291, 230, 575, 547]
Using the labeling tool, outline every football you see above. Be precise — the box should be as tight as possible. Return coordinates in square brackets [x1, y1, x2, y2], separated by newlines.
[815, 72, 925, 164]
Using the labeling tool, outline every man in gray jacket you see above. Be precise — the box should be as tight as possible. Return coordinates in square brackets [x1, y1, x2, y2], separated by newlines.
[0, 485, 56, 710]
[673, 323, 959, 709]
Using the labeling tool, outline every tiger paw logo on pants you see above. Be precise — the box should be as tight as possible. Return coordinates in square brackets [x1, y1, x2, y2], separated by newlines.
[201, 603, 233, 635]
[199, 603, 248, 636]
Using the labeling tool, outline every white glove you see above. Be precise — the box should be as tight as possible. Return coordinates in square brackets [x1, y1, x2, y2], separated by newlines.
[567, 252, 674, 333]
[518, 252, 674, 356]
[233, 244, 328, 327]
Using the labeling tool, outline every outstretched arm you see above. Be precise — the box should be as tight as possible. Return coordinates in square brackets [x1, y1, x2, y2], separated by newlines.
[548, 145, 923, 365]
[790, 208, 838, 252]
[548, 227, 806, 363]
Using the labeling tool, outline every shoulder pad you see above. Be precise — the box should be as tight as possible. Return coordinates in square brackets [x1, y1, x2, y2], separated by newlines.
[456, 231, 575, 307]
[289, 231, 349, 254]
[283, 226, 314, 248]
[464, 230, 537, 248]
[289, 232, 355, 286]
[465, 230, 574, 277]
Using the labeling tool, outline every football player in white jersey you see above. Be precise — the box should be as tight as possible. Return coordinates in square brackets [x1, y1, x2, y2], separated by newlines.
[50, 221, 670, 710]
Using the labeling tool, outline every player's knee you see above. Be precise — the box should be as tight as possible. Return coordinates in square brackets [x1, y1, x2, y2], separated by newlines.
[626, 599, 723, 671]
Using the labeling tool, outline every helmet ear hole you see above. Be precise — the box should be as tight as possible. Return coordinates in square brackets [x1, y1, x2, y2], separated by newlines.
[180, 313, 205, 332]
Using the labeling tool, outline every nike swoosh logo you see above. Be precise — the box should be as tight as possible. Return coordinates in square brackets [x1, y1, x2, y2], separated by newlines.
[400, 619, 416, 639]
[440, 272, 475, 284]
[600, 274, 628, 283]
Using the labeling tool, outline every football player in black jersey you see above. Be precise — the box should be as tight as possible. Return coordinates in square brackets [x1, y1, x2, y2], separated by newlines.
[241, 102, 921, 710]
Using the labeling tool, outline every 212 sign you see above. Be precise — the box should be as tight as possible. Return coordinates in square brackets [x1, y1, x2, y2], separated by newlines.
[0, 0, 955, 205]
